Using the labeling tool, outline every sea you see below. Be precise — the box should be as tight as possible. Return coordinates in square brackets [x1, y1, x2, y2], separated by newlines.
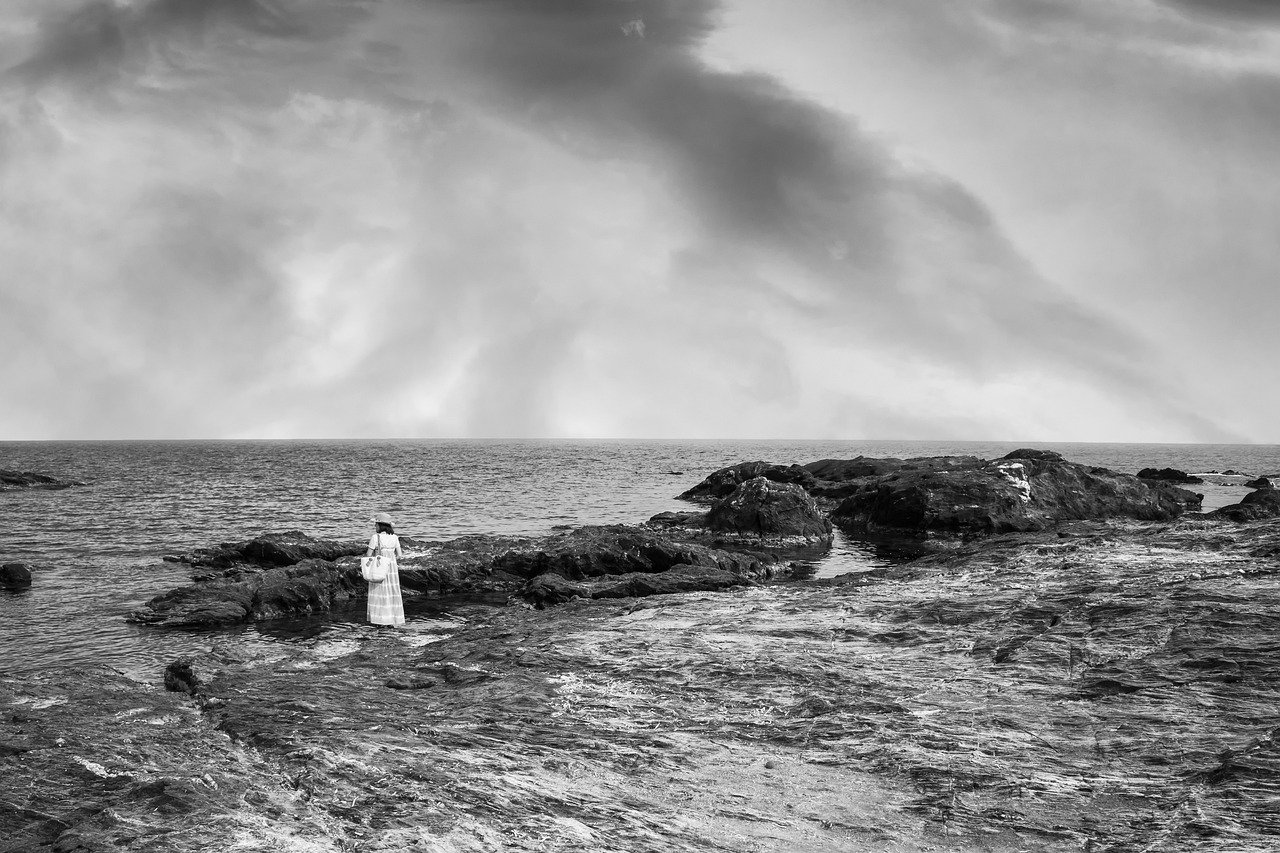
[2, 439, 1278, 680]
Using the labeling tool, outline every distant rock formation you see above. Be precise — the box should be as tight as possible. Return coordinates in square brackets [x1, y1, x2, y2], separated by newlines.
[1137, 467, 1204, 485]
[0, 469, 83, 491]
[679, 449, 1200, 537]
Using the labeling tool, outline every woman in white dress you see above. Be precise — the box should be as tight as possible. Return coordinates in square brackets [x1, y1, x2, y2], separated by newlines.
[366, 512, 405, 627]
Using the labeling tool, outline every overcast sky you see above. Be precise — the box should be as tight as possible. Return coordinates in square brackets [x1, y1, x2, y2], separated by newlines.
[1, 0, 1276, 442]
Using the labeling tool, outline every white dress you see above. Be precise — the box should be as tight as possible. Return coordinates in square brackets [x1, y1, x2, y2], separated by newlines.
[366, 532, 405, 626]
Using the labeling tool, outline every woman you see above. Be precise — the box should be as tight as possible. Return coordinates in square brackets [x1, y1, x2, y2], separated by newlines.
[366, 512, 405, 627]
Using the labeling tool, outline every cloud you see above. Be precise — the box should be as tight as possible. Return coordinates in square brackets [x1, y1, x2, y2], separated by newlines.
[1162, 0, 1280, 24]
[0, 0, 1251, 440]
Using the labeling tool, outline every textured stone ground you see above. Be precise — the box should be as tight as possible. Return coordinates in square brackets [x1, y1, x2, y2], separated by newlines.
[6, 517, 1280, 852]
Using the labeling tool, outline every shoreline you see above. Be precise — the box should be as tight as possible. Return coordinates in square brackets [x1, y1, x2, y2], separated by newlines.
[4, 451, 1280, 850]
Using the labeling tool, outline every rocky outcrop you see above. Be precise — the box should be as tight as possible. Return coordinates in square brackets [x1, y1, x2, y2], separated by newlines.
[0, 469, 83, 490]
[1137, 467, 1204, 485]
[522, 564, 756, 608]
[802, 456, 986, 503]
[676, 450, 1201, 538]
[1211, 488, 1280, 522]
[164, 530, 368, 575]
[493, 525, 782, 608]
[705, 477, 832, 544]
[130, 524, 784, 627]
[677, 461, 815, 502]
[1244, 476, 1273, 490]
[679, 455, 990, 508]
[0, 562, 33, 589]
[127, 558, 368, 628]
[493, 525, 778, 584]
[829, 450, 1200, 535]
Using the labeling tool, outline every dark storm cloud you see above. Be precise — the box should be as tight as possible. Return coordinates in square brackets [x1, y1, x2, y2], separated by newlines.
[424, 0, 1224, 434]
[0, 0, 1243, 439]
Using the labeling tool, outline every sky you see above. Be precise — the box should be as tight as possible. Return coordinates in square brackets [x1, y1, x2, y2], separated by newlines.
[0, 0, 1276, 442]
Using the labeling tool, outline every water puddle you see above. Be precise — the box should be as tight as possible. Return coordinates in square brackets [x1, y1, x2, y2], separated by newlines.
[796, 528, 929, 581]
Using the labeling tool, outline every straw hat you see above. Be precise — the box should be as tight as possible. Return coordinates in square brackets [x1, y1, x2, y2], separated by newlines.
[372, 512, 394, 528]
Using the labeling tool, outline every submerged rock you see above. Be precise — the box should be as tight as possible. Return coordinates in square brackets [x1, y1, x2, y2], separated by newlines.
[1138, 467, 1204, 485]
[0, 469, 83, 490]
[0, 562, 33, 590]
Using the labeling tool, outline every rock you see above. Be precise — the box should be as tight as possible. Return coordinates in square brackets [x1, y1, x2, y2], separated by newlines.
[1222, 470, 1243, 476]
[1211, 489, 1280, 522]
[705, 477, 833, 544]
[1001, 449, 1064, 462]
[130, 525, 784, 626]
[522, 573, 591, 607]
[523, 563, 758, 607]
[168, 531, 367, 572]
[1137, 467, 1204, 485]
[497, 526, 782, 608]
[1, 562, 33, 589]
[1245, 477, 1273, 490]
[829, 453, 1199, 536]
[128, 558, 367, 628]
[678, 461, 816, 503]
[494, 525, 777, 583]
[801, 456, 987, 503]
[163, 659, 202, 696]
[591, 564, 754, 598]
[0, 469, 83, 490]
[646, 511, 708, 530]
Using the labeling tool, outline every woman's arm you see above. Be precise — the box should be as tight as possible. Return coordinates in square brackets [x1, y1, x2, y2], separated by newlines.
[366, 534, 377, 557]
[395, 537, 403, 559]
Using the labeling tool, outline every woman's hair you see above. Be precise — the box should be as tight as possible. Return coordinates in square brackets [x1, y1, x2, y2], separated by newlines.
[376, 521, 394, 534]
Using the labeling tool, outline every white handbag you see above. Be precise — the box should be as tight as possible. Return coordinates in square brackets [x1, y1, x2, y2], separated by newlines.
[361, 535, 389, 583]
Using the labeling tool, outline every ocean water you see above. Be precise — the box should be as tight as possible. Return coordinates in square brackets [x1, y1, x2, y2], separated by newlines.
[1, 439, 1277, 678]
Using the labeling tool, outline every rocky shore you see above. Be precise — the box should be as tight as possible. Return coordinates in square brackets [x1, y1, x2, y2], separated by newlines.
[7, 451, 1280, 851]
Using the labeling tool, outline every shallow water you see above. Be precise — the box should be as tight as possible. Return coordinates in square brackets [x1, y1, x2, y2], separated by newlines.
[1, 439, 1276, 675]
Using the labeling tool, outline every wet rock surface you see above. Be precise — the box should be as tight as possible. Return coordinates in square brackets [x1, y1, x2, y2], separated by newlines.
[1, 562, 33, 590]
[1244, 476, 1273, 490]
[0, 469, 83, 490]
[9, 517, 1280, 851]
